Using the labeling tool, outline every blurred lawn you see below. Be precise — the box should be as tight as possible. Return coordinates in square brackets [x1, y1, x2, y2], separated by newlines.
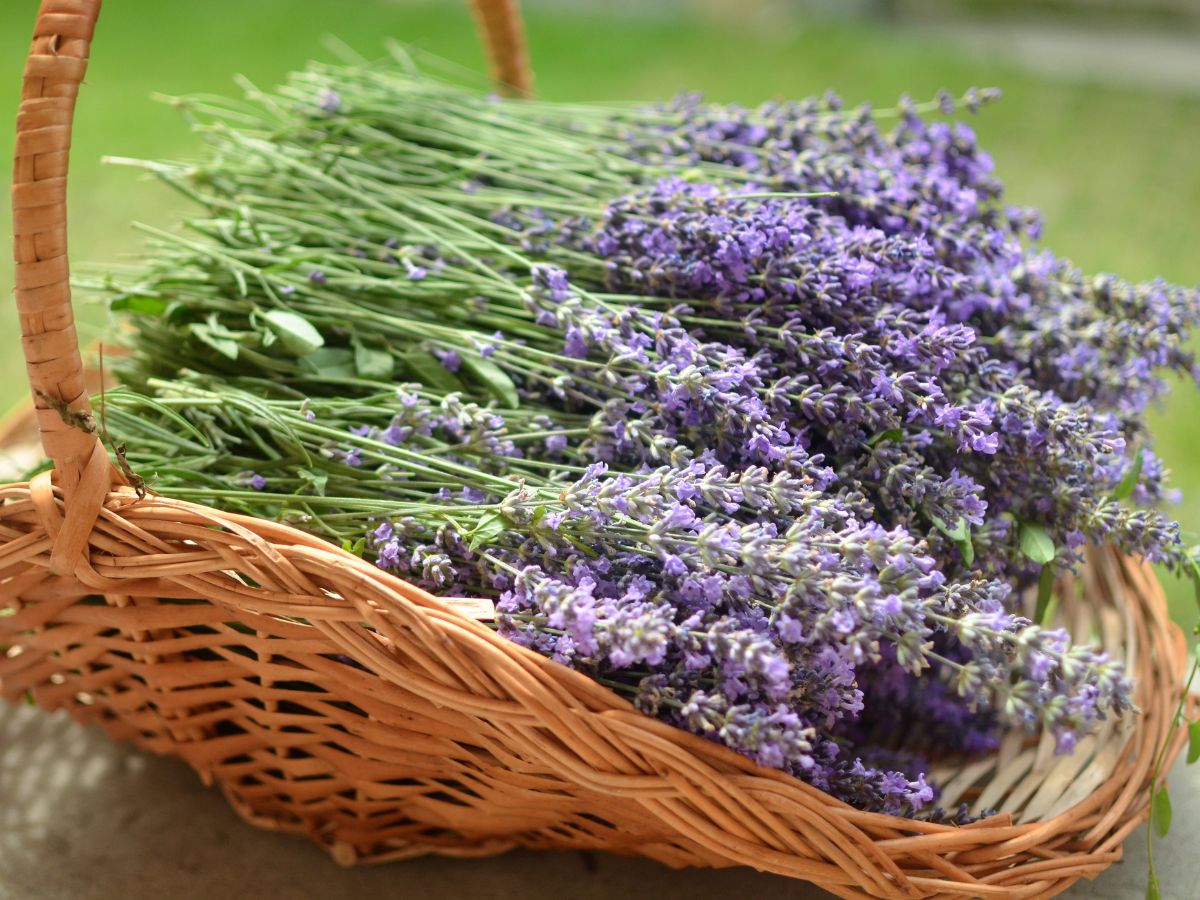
[1, 0, 1197, 629]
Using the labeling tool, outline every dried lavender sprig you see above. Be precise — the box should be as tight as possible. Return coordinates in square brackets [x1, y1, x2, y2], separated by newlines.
[109, 379, 1133, 805]
[88, 61, 1197, 817]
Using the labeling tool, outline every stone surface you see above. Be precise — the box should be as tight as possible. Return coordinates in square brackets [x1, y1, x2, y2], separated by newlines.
[0, 702, 1196, 899]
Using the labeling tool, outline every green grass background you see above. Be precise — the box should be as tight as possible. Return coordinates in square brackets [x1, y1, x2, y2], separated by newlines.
[1, 0, 1197, 628]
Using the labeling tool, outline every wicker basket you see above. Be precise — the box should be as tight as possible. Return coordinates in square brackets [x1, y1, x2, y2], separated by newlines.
[3, 2, 1196, 897]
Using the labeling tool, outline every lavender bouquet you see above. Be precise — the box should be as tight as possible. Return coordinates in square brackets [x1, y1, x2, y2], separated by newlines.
[89, 57, 1200, 821]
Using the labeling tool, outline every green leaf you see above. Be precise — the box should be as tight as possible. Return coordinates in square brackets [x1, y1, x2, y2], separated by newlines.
[867, 427, 903, 448]
[931, 515, 969, 542]
[297, 468, 328, 497]
[341, 537, 366, 558]
[1019, 521, 1056, 565]
[301, 347, 357, 380]
[1112, 450, 1144, 501]
[930, 514, 974, 566]
[1187, 555, 1200, 615]
[466, 512, 508, 551]
[353, 341, 394, 380]
[401, 347, 463, 393]
[459, 351, 520, 408]
[1187, 718, 1200, 765]
[1152, 786, 1173, 838]
[1146, 869, 1161, 900]
[188, 323, 239, 360]
[109, 294, 169, 316]
[263, 309, 325, 356]
[1034, 564, 1056, 625]
[161, 300, 187, 324]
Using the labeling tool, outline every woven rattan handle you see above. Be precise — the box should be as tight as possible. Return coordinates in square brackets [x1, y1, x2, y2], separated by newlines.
[13, 0, 105, 499]
[13, 0, 115, 582]
[11, 0, 530, 489]
[469, 0, 532, 97]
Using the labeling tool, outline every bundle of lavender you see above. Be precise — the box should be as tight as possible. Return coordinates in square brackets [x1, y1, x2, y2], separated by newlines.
[90, 56, 1200, 819]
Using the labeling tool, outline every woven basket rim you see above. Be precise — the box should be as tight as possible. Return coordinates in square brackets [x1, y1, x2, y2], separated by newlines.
[77, 490, 1186, 837]
[2, 477, 1194, 898]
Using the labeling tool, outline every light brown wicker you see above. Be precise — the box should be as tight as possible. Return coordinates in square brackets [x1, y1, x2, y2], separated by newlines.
[3, 2, 1196, 898]
[468, 0, 532, 97]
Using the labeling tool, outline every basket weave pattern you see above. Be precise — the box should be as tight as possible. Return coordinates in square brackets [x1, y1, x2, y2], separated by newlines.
[2, 2, 1195, 898]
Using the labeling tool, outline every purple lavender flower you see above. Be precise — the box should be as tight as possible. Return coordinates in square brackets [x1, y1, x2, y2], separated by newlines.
[317, 89, 341, 114]
[237, 471, 267, 491]
[433, 348, 461, 372]
[118, 79, 1198, 820]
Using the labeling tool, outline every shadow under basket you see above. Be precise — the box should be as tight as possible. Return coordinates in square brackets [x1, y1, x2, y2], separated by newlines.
[3, 2, 1196, 899]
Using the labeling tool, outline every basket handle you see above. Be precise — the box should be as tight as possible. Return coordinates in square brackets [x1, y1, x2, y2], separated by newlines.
[469, 0, 533, 97]
[11, 0, 530, 546]
[13, 0, 109, 557]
